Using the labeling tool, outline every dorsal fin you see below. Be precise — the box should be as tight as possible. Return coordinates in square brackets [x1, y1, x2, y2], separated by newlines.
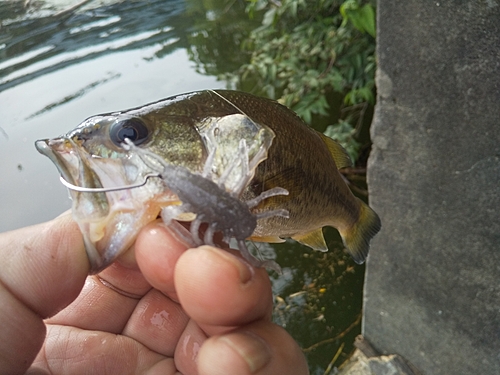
[318, 132, 353, 169]
[291, 228, 328, 252]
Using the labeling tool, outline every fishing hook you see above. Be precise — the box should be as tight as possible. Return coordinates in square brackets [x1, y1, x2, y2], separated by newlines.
[59, 172, 161, 193]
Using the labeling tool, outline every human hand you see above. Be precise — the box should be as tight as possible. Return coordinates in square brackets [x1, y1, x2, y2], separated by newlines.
[0, 213, 309, 375]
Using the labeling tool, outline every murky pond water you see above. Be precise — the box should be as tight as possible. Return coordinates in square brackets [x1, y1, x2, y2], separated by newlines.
[0, 1, 364, 373]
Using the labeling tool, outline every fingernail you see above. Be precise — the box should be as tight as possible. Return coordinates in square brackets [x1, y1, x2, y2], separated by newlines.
[206, 247, 254, 284]
[219, 332, 272, 373]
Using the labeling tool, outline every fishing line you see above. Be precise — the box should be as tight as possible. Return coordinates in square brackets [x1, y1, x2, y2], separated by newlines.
[208, 89, 250, 118]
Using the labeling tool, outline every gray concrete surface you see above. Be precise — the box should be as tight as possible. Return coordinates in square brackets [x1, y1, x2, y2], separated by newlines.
[364, 1, 500, 374]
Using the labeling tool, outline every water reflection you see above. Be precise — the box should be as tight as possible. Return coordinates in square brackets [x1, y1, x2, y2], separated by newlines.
[1, 0, 186, 90]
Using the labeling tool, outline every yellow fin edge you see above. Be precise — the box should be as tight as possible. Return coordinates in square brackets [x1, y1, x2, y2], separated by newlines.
[318, 132, 353, 169]
[292, 228, 328, 252]
[250, 235, 286, 243]
[339, 199, 381, 264]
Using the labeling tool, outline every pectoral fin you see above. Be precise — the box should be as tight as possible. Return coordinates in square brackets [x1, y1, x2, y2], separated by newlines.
[162, 200, 197, 222]
[176, 212, 196, 221]
[292, 228, 328, 252]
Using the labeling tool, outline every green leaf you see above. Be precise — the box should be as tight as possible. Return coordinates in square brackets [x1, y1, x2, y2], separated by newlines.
[340, 1, 376, 37]
[262, 7, 277, 27]
[290, 0, 298, 17]
[359, 4, 376, 37]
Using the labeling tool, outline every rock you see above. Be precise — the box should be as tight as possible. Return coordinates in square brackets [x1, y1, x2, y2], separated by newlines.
[364, 1, 500, 375]
[337, 336, 420, 375]
[338, 350, 414, 375]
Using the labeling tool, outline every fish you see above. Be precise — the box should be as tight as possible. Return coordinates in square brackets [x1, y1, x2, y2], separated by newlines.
[35, 89, 381, 273]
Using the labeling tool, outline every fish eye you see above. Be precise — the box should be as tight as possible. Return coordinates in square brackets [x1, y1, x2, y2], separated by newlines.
[110, 118, 149, 146]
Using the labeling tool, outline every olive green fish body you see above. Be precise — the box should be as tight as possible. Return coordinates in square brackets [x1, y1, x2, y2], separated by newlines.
[36, 89, 380, 271]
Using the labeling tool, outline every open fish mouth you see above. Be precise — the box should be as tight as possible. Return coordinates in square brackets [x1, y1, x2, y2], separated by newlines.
[35, 137, 170, 274]
[35, 139, 79, 189]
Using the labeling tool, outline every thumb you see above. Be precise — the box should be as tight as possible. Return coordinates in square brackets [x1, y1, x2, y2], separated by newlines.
[0, 212, 88, 374]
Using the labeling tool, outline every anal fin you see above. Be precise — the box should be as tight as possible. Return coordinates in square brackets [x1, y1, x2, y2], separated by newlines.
[250, 235, 286, 243]
[292, 228, 328, 252]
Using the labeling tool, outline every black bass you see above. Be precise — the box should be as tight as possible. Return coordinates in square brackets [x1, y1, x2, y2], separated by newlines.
[35, 90, 380, 273]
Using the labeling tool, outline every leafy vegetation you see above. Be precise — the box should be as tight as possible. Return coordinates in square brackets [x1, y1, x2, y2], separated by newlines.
[226, 0, 376, 162]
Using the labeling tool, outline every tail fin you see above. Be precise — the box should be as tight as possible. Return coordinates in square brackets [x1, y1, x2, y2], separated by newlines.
[339, 199, 381, 264]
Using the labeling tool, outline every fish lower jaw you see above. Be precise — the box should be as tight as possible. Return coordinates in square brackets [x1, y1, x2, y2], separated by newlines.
[78, 205, 162, 274]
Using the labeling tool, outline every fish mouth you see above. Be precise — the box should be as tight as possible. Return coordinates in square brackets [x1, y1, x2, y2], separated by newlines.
[35, 138, 169, 274]
[35, 139, 78, 188]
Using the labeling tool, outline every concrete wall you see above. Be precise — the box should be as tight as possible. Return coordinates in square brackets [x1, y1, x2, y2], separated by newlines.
[364, 1, 500, 374]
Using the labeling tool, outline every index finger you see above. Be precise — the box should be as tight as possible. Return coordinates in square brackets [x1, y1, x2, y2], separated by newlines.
[135, 223, 273, 333]
[175, 246, 273, 334]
